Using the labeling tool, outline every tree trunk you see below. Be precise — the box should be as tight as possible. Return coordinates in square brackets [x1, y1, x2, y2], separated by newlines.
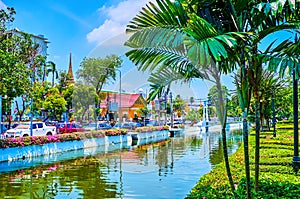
[52, 71, 55, 87]
[243, 109, 252, 199]
[214, 72, 237, 198]
[254, 99, 260, 191]
[221, 126, 238, 199]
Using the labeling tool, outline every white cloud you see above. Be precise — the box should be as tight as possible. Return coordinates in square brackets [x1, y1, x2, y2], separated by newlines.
[87, 0, 149, 45]
[0, 1, 7, 9]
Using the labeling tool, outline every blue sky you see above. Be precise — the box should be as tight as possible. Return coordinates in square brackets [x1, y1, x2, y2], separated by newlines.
[0, 0, 213, 99]
[0, 0, 150, 73]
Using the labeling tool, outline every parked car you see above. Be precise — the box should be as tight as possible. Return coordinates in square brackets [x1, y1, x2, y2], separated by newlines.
[0, 124, 7, 133]
[113, 122, 133, 129]
[57, 122, 86, 134]
[85, 123, 97, 131]
[146, 120, 159, 126]
[0, 124, 8, 139]
[98, 122, 112, 130]
[4, 122, 56, 138]
[85, 122, 112, 131]
[129, 122, 143, 129]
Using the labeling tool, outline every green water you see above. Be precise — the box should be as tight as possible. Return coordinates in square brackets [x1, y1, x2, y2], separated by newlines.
[0, 129, 242, 199]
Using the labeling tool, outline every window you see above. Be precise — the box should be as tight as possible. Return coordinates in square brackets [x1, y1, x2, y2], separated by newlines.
[32, 124, 37, 129]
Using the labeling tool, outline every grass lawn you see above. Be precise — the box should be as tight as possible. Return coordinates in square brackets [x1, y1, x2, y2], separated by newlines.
[186, 122, 300, 199]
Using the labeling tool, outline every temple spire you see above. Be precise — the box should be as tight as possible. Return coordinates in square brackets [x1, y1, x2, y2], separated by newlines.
[67, 52, 75, 85]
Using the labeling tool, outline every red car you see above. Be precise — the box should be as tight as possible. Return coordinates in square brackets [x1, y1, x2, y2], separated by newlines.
[57, 122, 86, 134]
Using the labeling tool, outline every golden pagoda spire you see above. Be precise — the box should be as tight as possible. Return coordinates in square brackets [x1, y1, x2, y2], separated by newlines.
[67, 52, 75, 85]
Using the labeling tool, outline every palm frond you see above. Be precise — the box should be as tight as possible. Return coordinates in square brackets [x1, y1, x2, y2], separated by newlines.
[125, 46, 191, 73]
[126, 0, 187, 33]
[125, 27, 186, 49]
[263, 35, 300, 78]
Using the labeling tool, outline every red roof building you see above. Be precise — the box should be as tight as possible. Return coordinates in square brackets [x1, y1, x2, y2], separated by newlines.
[99, 92, 147, 120]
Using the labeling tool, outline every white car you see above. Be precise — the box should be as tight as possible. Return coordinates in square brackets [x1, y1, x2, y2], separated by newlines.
[4, 122, 56, 138]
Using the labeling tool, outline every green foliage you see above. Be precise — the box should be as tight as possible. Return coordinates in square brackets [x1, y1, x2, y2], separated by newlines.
[46, 61, 59, 87]
[184, 109, 201, 124]
[42, 87, 67, 120]
[72, 83, 97, 120]
[76, 55, 122, 94]
[173, 95, 186, 117]
[31, 82, 67, 120]
[186, 123, 300, 198]
[136, 107, 150, 118]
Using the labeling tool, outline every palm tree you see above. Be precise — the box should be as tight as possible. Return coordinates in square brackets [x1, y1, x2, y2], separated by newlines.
[125, 0, 245, 197]
[46, 61, 58, 87]
[126, 0, 300, 197]
[236, 1, 300, 191]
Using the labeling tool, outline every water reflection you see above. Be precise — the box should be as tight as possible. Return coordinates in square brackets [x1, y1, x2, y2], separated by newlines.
[0, 128, 242, 199]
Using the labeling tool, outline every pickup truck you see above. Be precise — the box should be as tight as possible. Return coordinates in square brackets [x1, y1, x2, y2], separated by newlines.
[4, 122, 56, 138]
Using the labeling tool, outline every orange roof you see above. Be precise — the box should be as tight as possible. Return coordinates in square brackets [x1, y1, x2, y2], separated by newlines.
[100, 93, 146, 108]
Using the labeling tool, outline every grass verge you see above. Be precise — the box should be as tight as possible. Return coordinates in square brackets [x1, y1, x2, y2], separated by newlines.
[186, 122, 300, 198]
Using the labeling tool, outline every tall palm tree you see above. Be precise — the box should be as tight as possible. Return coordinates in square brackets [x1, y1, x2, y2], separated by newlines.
[125, 0, 245, 197]
[46, 61, 58, 87]
[126, 0, 300, 197]
[237, 1, 300, 191]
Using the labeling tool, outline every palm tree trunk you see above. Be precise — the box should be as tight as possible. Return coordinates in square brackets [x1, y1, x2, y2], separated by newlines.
[221, 126, 238, 199]
[214, 73, 237, 198]
[243, 109, 252, 199]
[254, 99, 260, 191]
[52, 71, 55, 87]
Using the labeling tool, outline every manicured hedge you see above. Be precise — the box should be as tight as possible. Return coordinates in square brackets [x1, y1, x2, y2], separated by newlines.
[186, 124, 300, 198]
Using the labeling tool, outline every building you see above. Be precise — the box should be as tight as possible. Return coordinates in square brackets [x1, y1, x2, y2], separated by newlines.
[6, 28, 49, 56]
[99, 91, 147, 121]
[66, 52, 75, 85]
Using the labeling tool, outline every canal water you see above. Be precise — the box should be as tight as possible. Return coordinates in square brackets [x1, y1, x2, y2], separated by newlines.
[0, 127, 242, 199]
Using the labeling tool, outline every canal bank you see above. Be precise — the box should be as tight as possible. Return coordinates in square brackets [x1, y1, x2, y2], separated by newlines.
[0, 130, 169, 167]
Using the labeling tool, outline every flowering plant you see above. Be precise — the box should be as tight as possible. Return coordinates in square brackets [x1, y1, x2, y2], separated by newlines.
[104, 129, 128, 136]
[0, 131, 105, 148]
[135, 126, 169, 133]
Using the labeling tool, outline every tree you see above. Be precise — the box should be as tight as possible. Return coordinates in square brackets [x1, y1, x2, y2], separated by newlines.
[125, 0, 300, 197]
[76, 55, 122, 120]
[31, 81, 67, 121]
[173, 95, 186, 118]
[76, 55, 122, 95]
[227, 94, 242, 119]
[125, 1, 245, 197]
[55, 70, 75, 121]
[189, 97, 195, 107]
[184, 109, 201, 125]
[46, 61, 58, 87]
[72, 82, 97, 121]
[0, 8, 46, 125]
[42, 87, 67, 120]
[232, 1, 300, 191]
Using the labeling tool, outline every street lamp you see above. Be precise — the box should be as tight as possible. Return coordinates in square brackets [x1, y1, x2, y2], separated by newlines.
[0, 95, 2, 135]
[0, 95, 8, 136]
[293, 64, 300, 173]
[170, 92, 173, 128]
[271, 89, 276, 137]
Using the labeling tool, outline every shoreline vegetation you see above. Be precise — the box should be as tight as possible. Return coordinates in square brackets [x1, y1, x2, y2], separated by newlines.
[186, 121, 300, 198]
